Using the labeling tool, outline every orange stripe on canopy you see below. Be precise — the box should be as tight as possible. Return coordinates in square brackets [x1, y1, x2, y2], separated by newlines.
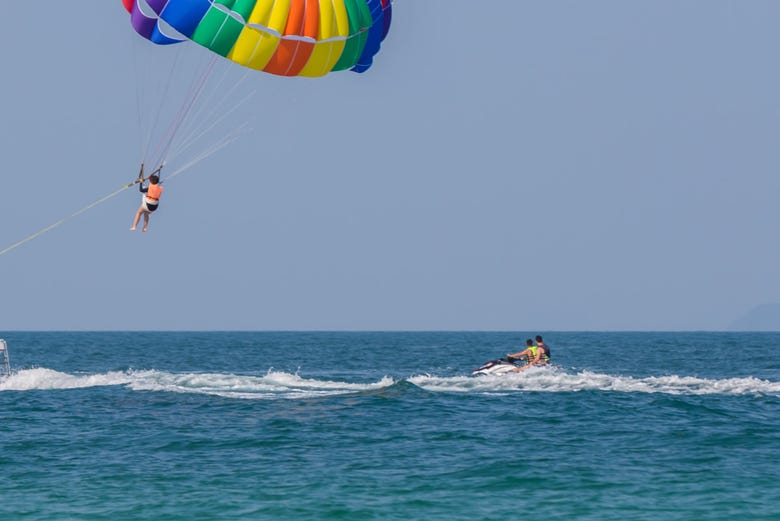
[263, 0, 319, 77]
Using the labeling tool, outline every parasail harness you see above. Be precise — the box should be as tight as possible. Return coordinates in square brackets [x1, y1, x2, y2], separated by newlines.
[130, 162, 164, 187]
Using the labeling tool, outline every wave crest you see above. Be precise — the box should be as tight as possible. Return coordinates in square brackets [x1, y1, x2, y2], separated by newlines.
[3, 366, 778, 397]
[410, 367, 780, 396]
[0, 368, 395, 399]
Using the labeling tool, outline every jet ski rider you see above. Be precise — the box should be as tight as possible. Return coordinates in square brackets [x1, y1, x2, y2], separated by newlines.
[507, 338, 550, 372]
[535, 335, 551, 362]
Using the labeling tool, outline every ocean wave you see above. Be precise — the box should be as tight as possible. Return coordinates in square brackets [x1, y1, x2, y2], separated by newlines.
[3, 366, 779, 398]
[409, 367, 780, 396]
[0, 368, 134, 390]
[125, 369, 396, 399]
[0, 368, 396, 399]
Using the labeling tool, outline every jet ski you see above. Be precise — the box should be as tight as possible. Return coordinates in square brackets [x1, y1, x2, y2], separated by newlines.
[472, 356, 525, 376]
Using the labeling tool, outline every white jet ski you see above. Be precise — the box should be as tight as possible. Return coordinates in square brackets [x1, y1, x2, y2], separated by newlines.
[472, 356, 525, 376]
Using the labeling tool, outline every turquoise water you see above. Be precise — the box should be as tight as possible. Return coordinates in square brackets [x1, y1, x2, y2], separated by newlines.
[1, 332, 779, 520]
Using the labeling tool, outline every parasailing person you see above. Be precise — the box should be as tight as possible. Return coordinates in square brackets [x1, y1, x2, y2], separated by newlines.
[130, 164, 164, 232]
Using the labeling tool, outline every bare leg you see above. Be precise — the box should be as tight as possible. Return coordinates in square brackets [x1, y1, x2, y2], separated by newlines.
[131, 206, 144, 231]
[142, 212, 150, 232]
[514, 359, 531, 372]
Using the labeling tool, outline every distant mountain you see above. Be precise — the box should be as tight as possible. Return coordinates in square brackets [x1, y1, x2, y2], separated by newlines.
[729, 303, 780, 331]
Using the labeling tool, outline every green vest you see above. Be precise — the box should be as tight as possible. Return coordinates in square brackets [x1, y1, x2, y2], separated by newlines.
[528, 345, 550, 364]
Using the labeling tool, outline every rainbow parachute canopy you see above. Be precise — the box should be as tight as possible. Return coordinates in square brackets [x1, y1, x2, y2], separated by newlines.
[122, 0, 393, 77]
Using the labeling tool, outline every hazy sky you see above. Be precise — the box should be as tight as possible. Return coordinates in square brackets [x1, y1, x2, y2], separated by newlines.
[1, 1, 779, 331]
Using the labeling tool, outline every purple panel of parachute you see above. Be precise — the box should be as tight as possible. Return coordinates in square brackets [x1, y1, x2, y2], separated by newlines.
[123, 0, 182, 45]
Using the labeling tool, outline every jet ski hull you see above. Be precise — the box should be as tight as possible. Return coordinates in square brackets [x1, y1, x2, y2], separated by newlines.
[472, 358, 523, 376]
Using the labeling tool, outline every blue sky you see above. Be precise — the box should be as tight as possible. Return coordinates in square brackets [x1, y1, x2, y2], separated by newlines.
[1, 1, 779, 331]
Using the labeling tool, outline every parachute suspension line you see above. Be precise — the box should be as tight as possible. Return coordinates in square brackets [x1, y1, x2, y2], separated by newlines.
[130, 31, 146, 162]
[157, 52, 230, 165]
[166, 71, 254, 167]
[169, 89, 254, 166]
[148, 54, 218, 173]
[175, 60, 236, 142]
[164, 122, 251, 182]
[152, 57, 253, 180]
[129, 33, 185, 163]
[142, 46, 185, 163]
[166, 67, 251, 164]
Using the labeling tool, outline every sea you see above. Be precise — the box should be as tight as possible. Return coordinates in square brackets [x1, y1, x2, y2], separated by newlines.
[1, 331, 779, 520]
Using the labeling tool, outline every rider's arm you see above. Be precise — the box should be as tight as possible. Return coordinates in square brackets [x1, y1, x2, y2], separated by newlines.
[507, 348, 530, 360]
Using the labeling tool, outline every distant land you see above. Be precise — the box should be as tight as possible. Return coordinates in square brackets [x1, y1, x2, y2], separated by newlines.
[729, 303, 780, 331]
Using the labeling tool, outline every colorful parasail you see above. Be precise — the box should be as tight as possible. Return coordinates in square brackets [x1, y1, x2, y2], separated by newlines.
[122, 0, 393, 77]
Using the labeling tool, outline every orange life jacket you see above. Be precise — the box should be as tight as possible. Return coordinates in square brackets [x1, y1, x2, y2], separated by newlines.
[146, 183, 163, 200]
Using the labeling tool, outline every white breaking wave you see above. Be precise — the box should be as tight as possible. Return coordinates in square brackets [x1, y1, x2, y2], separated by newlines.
[126, 370, 395, 399]
[409, 366, 780, 396]
[3, 366, 778, 397]
[0, 368, 395, 399]
[0, 368, 134, 390]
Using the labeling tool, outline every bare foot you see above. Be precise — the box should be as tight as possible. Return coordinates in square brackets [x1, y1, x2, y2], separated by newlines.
[142, 227, 148, 232]
[130, 227, 136, 231]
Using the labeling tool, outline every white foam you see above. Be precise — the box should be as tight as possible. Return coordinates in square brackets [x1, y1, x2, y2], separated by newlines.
[3, 366, 778, 397]
[0, 368, 133, 391]
[0, 367, 396, 400]
[126, 369, 396, 399]
[409, 366, 780, 396]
